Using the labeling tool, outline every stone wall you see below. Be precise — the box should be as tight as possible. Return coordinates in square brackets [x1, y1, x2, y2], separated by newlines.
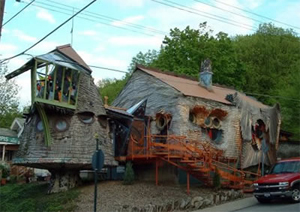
[115, 189, 244, 212]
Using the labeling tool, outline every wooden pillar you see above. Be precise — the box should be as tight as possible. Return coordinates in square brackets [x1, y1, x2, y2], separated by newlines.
[2, 145, 5, 161]
[187, 172, 190, 195]
[156, 158, 158, 186]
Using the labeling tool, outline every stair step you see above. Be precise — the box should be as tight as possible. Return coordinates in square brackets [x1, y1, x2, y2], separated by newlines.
[154, 152, 168, 155]
[193, 168, 211, 172]
[180, 160, 195, 163]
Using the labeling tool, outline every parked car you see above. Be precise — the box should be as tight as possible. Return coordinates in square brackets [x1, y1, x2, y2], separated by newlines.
[253, 157, 300, 203]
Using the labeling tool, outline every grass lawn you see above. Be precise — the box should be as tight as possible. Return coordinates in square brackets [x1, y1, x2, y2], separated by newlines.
[0, 182, 80, 212]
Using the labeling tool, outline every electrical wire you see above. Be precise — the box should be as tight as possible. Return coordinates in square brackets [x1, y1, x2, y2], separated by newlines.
[89, 65, 128, 74]
[68, 63, 300, 102]
[24, 0, 167, 36]
[91, 66, 300, 102]
[2, 0, 35, 27]
[20, 1, 160, 37]
[163, 0, 256, 29]
[151, 0, 256, 32]
[45, 0, 168, 35]
[29, 2, 155, 36]
[0, 0, 97, 64]
[210, 0, 300, 31]
[194, 0, 263, 27]
[54, 59, 129, 74]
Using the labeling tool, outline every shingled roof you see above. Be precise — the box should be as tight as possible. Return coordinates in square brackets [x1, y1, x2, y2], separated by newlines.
[135, 65, 267, 108]
[55, 44, 92, 73]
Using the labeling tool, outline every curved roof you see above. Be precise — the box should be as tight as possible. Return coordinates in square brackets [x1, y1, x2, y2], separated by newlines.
[136, 65, 268, 108]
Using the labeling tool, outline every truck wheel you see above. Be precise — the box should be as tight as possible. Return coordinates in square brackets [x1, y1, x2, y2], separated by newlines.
[290, 186, 300, 203]
[256, 198, 271, 204]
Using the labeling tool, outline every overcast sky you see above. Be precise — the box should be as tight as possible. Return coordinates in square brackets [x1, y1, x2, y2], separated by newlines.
[1, 0, 299, 107]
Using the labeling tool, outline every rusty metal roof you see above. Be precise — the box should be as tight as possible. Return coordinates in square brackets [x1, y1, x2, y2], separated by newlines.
[55, 44, 92, 73]
[136, 65, 268, 108]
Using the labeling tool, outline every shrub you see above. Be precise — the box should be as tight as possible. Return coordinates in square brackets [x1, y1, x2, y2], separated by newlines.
[9, 175, 18, 183]
[213, 167, 221, 190]
[0, 164, 9, 178]
[123, 162, 134, 185]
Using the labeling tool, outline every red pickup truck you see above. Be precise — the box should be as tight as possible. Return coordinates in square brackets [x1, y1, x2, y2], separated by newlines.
[253, 157, 300, 203]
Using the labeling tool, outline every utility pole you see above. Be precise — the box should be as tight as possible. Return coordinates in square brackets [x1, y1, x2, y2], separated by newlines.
[0, 0, 6, 41]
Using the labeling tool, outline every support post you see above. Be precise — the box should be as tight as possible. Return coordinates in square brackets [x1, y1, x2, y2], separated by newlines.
[187, 172, 190, 195]
[2, 145, 5, 161]
[156, 158, 158, 186]
[262, 151, 264, 176]
[94, 136, 99, 212]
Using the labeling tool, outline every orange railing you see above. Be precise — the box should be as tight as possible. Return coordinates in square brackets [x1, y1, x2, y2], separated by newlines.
[122, 133, 259, 190]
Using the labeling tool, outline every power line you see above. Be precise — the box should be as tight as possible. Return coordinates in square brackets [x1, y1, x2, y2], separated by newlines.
[94, 66, 300, 102]
[210, 0, 300, 31]
[45, 0, 168, 35]
[59, 62, 299, 102]
[55, 59, 129, 74]
[31, 0, 167, 36]
[152, 76, 300, 102]
[152, 0, 256, 32]
[89, 65, 128, 74]
[29, 2, 154, 36]
[238, 92, 300, 102]
[194, 0, 263, 27]
[22, 1, 161, 37]
[0, 0, 97, 64]
[2, 0, 35, 27]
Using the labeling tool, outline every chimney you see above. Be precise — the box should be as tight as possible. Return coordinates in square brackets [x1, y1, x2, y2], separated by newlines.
[199, 59, 213, 91]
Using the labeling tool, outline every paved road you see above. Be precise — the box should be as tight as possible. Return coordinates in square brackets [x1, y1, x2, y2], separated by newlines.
[194, 197, 300, 212]
[234, 199, 300, 212]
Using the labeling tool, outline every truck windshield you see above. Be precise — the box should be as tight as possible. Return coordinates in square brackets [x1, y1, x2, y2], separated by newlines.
[270, 161, 300, 174]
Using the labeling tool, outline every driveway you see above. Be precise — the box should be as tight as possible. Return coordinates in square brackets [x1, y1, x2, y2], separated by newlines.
[193, 197, 300, 212]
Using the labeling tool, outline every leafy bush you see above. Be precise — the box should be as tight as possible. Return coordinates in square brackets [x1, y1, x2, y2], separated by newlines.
[9, 175, 17, 183]
[123, 162, 135, 185]
[0, 164, 9, 178]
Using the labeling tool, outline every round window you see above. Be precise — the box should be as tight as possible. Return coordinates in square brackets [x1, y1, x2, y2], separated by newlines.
[212, 117, 221, 128]
[78, 112, 95, 124]
[55, 119, 69, 132]
[36, 120, 43, 132]
[189, 112, 195, 123]
[156, 116, 167, 130]
[204, 117, 212, 128]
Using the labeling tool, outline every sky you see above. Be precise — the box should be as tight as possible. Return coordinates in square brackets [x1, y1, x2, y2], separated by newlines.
[1, 0, 300, 107]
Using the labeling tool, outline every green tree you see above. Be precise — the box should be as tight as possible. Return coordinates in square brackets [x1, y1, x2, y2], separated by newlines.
[151, 23, 245, 88]
[277, 64, 300, 140]
[128, 49, 159, 72]
[234, 23, 300, 103]
[234, 23, 300, 139]
[98, 76, 129, 106]
[0, 64, 21, 128]
[123, 161, 135, 185]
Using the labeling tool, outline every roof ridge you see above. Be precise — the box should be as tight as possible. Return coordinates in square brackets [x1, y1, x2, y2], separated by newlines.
[55, 44, 92, 73]
[136, 64, 198, 81]
[136, 64, 236, 90]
